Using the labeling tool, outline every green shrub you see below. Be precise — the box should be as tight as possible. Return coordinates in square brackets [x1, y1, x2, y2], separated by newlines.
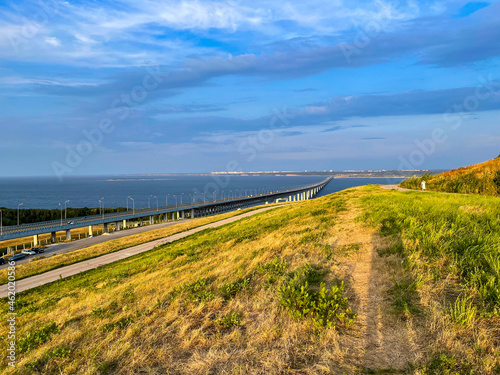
[217, 312, 243, 328]
[18, 322, 59, 353]
[278, 278, 355, 329]
[257, 258, 288, 276]
[219, 277, 251, 300]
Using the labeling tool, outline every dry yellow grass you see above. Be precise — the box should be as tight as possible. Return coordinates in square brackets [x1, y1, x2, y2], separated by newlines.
[0, 207, 263, 285]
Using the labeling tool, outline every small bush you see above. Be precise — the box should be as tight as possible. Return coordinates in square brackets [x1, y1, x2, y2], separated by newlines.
[217, 312, 243, 328]
[18, 322, 59, 353]
[257, 258, 288, 276]
[278, 278, 355, 329]
[219, 277, 251, 300]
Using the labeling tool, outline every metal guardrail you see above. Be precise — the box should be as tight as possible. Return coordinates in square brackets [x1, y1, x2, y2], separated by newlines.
[0, 178, 332, 241]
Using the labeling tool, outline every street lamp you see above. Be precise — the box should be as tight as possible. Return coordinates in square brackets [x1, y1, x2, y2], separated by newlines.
[17, 203, 23, 226]
[64, 200, 70, 220]
[154, 196, 158, 211]
[58, 203, 63, 226]
[181, 193, 184, 205]
[148, 195, 153, 209]
[128, 196, 135, 215]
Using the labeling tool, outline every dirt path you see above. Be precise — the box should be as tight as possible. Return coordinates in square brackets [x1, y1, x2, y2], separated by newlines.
[332, 195, 422, 371]
[380, 184, 413, 191]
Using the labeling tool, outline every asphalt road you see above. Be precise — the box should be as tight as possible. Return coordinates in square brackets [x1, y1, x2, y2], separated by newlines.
[0, 206, 279, 296]
[0, 219, 191, 269]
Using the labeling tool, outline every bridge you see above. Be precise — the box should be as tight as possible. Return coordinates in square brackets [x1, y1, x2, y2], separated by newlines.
[0, 177, 332, 245]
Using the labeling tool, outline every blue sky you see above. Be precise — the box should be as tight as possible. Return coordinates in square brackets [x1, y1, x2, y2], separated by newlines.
[1, 0, 500, 177]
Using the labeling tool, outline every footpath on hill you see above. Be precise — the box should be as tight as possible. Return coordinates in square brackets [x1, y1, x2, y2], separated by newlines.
[0, 206, 280, 296]
[328, 192, 427, 371]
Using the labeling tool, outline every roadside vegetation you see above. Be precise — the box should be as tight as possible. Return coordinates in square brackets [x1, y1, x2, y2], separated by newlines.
[0, 194, 353, 374]
[0, 206, 264, 285]
[400, 154, 500, 195]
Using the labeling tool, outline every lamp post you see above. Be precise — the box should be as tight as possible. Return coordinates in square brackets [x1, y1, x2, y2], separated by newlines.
[181, 193, 184, 205]
[17, 203, 23, 226]
[154, 196, 158, 211]
[166, 194, 170, 207]
[64, 200, 70, 220]
[58, 203, 63, 226]
[130, 197, 134, 215]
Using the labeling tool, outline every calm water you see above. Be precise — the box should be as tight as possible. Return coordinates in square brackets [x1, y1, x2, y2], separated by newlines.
[0, 175, 403, 209]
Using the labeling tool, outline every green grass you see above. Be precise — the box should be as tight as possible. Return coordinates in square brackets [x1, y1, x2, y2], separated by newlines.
[0, 205, 270, 285]
[360, 190, 500, 316]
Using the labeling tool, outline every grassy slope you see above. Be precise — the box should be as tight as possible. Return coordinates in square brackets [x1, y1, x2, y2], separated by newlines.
[400, 155, 500, 195]
[0, 207, 265, 285]
[1, 187, 500, 374]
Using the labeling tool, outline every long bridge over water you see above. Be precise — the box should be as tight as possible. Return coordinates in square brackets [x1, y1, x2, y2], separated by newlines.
[0, 178, 332, 245]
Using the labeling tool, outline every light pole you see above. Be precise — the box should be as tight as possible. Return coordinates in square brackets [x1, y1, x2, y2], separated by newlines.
[154, 196, 158, 211]
[181, 193, 184, 205]
[17, 203, 23, 226]
[166, 194, 170, 207]
[65, 200, 70, 220]
[148, 195, 153, 209]
[129, 197, 135, 215]
[58, 203, 63, 226]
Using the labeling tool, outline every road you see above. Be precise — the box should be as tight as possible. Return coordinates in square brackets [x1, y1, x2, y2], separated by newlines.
[0, 206, 280, 296]
[0, 218, 193, 269]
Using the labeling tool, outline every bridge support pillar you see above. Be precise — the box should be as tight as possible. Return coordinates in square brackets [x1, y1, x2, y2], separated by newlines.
[66, 229, 71, 240]
[149, 216, 154, 225]
[191, 209, 195, 218]
[51, 231, 57, 243]
[33, 234, 39, 246]
[103, 223, 109, 233]
[116, 222, 122, 231]
[123, 219, 127, 229]
[181, 211, 185, 220]
[88, 225, 93, 237]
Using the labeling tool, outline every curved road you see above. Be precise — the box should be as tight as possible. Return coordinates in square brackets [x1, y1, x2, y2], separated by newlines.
[0, 205, 280, 296]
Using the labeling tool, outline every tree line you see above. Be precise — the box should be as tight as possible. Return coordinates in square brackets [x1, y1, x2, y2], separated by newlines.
[0, 207, 127, 226]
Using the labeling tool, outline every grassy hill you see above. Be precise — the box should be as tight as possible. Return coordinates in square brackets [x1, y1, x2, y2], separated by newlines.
[1, 187, 500, 374]
[400, 155, 500, 195]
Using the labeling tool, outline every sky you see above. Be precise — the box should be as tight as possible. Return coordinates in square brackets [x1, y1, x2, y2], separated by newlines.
[1, 0, 500, 177]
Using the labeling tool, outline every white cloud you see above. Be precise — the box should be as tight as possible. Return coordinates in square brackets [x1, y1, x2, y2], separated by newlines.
[44, 36, 61, 47]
